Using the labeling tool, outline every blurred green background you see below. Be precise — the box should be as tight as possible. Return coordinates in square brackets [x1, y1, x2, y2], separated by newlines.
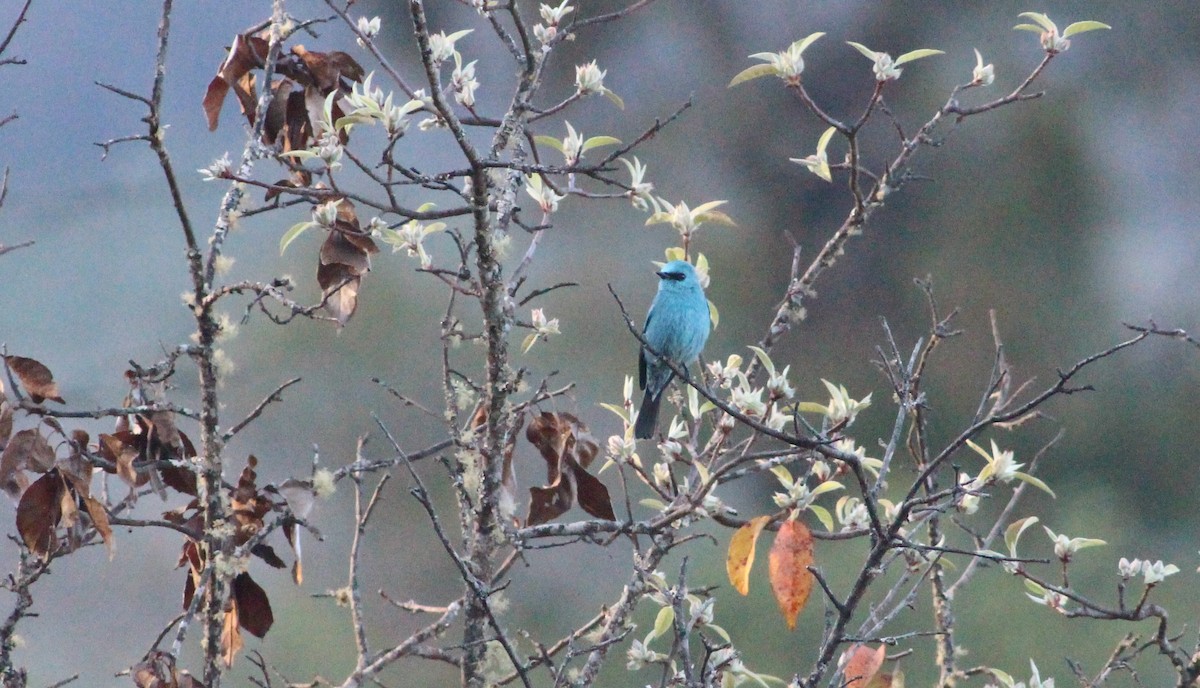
[1, 1, 1198, 686]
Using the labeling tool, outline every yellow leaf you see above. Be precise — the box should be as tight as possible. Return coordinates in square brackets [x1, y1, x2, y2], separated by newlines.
[769, 519, 814, 629]
[726, 515, 770, 595]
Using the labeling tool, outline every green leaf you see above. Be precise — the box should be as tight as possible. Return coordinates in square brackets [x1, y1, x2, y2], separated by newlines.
[334, 114, 372, 131]
[378, 227, 403, 248]
[1017, 11, 1057, 32]
[747, 345, 775, 376]
[277, 150, 317, 161]
[1014, 471, 1057, 498]
[521, 333, 538, 354]
[793, 31, 826, 55]
[707, 300, 720, 329]
[1072, 537, 1107, 551]
[1004, 516, 1039, 556]
[602, 88, 625, 109]
[728, 63, 778, 88]
[639, 498, 667, 510]
[809, 481, 844, 498]
[581, 135, 622, 153]
[1013, 23, 1046, 33]
[533, 135, 564, 152]
[598, 402, 630, 424]
[808, 504, 834, 532]
[1062, 20, 1111, 38]
[964, 438, 992, 462]
[988, 668, 1016, 688]
[769, 464, 793, 486]
[816, 126, 837, 154]
[706, 623, 731, 643]
[646, 606, 675, 643]
[697, 210, 737, 227]
[445, 28, 474, 43]
[279, 221, 316, 255]
[894, 48, 945, 66]
[416, 201, 438, 212]
[794, 401, 829, 415]
[845, 41, 879, 60]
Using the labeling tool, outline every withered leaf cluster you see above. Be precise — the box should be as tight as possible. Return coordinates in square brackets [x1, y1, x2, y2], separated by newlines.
[316, 198, 379, 326]
[1, 357, 306, 667]
[0, 357, 114, 558]
[204, 33, 373, 326]
[174, 457, 288, 666]
[524, 412, 615, 526]
[133, 651, 206, 688]
[203, 33, 364, 149]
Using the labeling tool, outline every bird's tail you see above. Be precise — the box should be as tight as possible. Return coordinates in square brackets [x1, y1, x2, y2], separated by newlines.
[634, 388, 661, 439]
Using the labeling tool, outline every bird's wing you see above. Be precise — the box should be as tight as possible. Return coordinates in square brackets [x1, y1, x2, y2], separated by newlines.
[639, 308, 653, 390]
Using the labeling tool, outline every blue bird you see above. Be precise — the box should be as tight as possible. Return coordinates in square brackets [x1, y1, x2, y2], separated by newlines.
[635, 259, 711, 439]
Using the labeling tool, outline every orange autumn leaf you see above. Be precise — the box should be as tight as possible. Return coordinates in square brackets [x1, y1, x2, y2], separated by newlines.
[841, 643, 886, 687]
[769, 518, 814, 629]
[727, 515, 770, 595]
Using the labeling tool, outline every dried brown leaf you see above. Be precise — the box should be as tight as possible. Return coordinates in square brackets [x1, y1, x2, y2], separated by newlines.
[100, 432, 147, 487]
[17, 469, 65, 556]
[0, 399, 12, 447]
[205, 33, 269, 130]
[572, 464, 615, 521]
[527, 482, 572, 527]
[252, 543, 287, 569]
[160, 462, 198, 496]
[58, 484, 78, 529]
[83, 495, 115, 559]
[221, 601, 243, 667]
[149, 410, 182, 454]
[500, 414, 525, 523]
[262, 78, 294, 145]
[292, 46, 363, 92]
[316, 262, 361, 328]
[3, 355, 65, 404]
[283, 520, 303, 585]
[180, 539, 203, 610]
[284, 88, 312, 152]
[233, 572, 274, 638]
[523, 412, 614, 524]
[2, 428, 56, 474]
[319, 225, 375, 275]
[1, 471, 28, 502]
[59, 429, 92, 487]
[134, 651, 201, 688]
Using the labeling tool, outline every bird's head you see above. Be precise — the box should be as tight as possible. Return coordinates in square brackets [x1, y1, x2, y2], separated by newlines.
[655, 259, 702, 292]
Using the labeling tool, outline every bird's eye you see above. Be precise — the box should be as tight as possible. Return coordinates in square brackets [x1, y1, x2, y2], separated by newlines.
[662, 271, 685, 281]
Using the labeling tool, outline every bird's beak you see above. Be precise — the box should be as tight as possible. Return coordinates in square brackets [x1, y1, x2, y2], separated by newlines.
[655, 270, 668, 279]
